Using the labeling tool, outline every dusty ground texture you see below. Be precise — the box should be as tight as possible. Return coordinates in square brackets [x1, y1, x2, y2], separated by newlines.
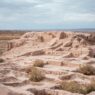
[0, 31, 95, 95]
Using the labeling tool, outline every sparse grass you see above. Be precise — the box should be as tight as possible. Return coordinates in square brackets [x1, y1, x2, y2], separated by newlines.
[29, 67, 45, 82]
[60, 81, 95, 94]
[0, 58, 4, 63]
[0, 31, 25, 40]
[0, 36, 20, 40]
[77, 64, 95, 75]
[33, 59, 45, 67]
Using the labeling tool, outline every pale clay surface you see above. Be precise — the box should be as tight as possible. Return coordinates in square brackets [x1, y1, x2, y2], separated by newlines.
[0, 31, 95, 95]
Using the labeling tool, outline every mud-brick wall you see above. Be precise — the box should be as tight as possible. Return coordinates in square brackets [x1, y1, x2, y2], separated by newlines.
[0, 40, 8, 55]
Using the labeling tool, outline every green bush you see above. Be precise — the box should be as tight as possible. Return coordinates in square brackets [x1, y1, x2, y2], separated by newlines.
[29, 67, 45, 82]
[60, 81, 95, 94]
[77, 64, 95, 75]
[33, 59, 45, 67]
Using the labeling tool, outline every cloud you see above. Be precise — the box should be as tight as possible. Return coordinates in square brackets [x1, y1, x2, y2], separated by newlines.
[0, 0, 95, 29]
[63, 13, 95, 22]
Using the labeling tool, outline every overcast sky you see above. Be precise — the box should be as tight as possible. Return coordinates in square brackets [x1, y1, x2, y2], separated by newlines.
[0, 0, 95, 30]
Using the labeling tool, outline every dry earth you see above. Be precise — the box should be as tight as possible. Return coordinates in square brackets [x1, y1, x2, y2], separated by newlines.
[0, 31, 25, 55]
[0, 31, 95, 95]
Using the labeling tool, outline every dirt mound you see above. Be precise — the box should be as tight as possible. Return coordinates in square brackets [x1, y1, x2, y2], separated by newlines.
[1, 31, 95, 95]
[4, 31, 95, 58]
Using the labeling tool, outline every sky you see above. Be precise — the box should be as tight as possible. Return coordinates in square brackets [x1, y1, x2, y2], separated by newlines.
[0, 0, 95, 30]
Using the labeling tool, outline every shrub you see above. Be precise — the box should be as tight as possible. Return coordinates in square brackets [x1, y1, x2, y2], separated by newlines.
[77, 64, 95, 75]
[33, 59, 45, 67]
[0, 58, 4, 63]
[29, 67, 45, 82]
[60, 81, 95, 94]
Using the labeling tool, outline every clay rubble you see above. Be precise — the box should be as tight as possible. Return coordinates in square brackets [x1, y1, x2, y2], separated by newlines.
[0, 31, 95, 95]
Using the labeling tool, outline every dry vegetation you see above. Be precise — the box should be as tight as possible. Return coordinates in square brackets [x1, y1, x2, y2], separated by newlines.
[60, 81, 95, 94]
[33, 59, 45, 67]
[77, 64, 95, 75]
[0, 31, 25, 40]
[29, 67, 45, 82]
[59, 63, 95, 94]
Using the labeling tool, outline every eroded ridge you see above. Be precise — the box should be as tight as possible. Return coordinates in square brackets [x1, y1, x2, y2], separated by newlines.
[0, 31, 95, 95]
